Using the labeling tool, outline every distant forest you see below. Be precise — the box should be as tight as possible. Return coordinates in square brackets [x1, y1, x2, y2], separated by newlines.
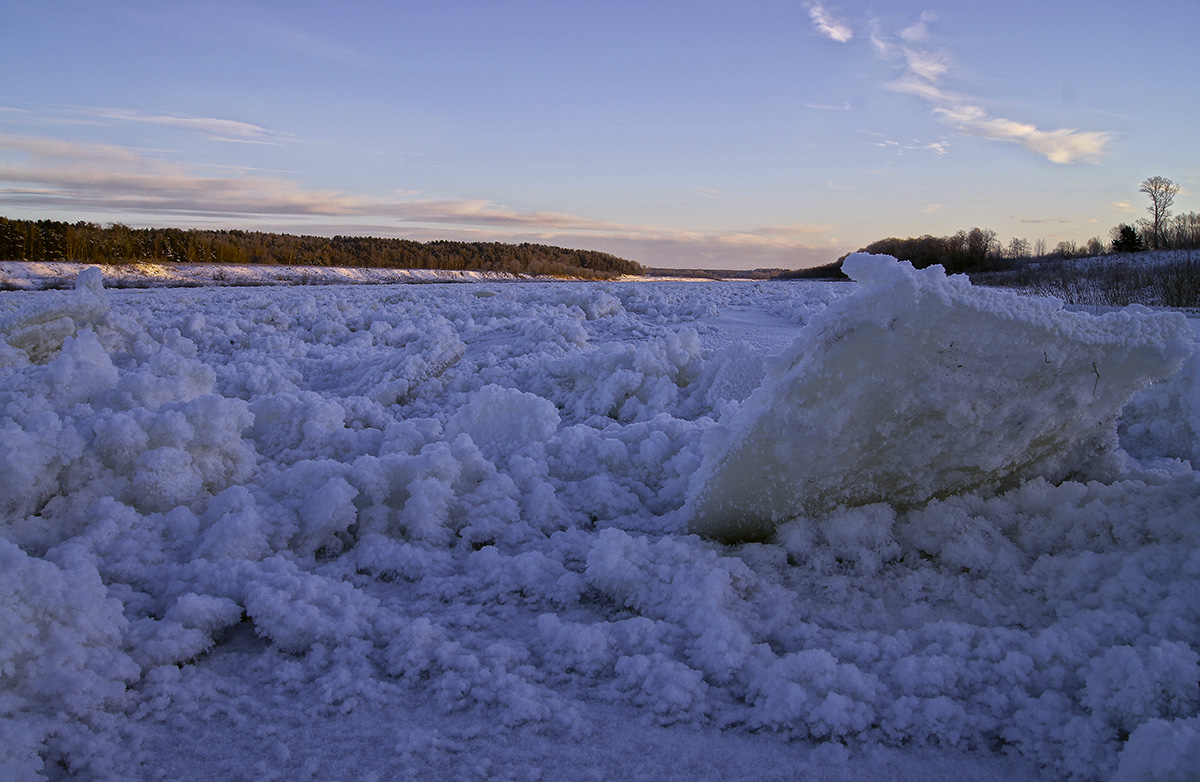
[0, 218, 643, 280]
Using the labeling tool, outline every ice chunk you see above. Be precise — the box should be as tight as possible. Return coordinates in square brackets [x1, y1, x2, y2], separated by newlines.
[687, 254, 1194, 541]
[0, 266, 110, 364]
[74, 265, 105, 295]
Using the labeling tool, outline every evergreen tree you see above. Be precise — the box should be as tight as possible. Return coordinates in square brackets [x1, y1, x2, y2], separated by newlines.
[1110, 223, 1143, 253]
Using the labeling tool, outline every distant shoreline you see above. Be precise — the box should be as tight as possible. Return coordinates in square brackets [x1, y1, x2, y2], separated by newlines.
[1, 260, 853, 290]
[0, 218, 642, 280]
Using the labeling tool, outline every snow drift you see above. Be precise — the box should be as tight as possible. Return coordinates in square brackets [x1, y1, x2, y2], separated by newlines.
[1, 259, 1198, 781]
[687, 253, 1193, 541]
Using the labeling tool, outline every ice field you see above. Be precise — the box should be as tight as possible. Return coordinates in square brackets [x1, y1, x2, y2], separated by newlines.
[2, 255, 1199, 781]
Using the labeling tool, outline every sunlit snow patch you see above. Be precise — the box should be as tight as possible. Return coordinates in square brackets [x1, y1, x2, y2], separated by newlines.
[686, 254, 1193, 542]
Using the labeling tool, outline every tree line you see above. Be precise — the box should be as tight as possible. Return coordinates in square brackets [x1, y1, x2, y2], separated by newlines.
[0, 218, 643, 279]
[843, 176, 1199, 274]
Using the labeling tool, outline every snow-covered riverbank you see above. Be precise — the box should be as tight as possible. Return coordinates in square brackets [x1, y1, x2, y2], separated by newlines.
[1, 260, 531, 290]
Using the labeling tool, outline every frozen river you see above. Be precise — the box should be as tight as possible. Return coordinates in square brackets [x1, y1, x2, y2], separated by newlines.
[2, 258, 1198, 781]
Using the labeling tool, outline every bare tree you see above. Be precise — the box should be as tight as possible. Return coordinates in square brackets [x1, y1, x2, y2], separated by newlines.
[1139, 176, 1179, 250]
[1006, 236, 1031, 259]
[1169, 211, 1200, 250]
[966, 227, 998, 264]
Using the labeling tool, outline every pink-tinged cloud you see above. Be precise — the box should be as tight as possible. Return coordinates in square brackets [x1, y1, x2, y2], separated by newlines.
[0, 134, 841, 269]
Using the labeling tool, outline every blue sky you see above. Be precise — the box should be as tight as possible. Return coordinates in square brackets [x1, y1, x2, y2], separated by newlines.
[2, 0, 1197, 269]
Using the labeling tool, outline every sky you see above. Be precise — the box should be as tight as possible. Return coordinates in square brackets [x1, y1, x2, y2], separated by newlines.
[2, 0, 1198, 269]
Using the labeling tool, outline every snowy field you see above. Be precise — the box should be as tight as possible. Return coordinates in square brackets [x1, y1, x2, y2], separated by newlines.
[0, 260, 525, 290]
[2, 256, 1199, 781]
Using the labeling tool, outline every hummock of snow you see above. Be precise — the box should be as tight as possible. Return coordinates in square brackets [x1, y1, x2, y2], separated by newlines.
[2, 256, 1199, 781]
[687, 253, 1193, 541]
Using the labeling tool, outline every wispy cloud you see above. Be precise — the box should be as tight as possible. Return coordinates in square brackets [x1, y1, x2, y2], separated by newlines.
[745, 223, 831, 240]
[898, 12, 936, 44]
[0, 135, 594, 225]
[805, 2, 853, 43]
[902, 48, 950, 83]
[871, 14, 1111, 165]
[259, 22, 380, 69]
[864, 132, 947, 159]
[2, 104, 291, 144]
[1018, 217, 1077, 225]
[121, 4, 384, 70]
[80, 108, 283, 143]
[931, 105, 1110, 165]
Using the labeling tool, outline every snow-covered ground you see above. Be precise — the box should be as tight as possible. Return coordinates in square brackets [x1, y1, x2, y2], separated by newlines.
[0, 260, 528, 290]
[2, 257, 1199, 781]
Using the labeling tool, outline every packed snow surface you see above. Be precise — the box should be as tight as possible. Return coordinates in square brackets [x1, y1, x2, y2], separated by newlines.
[0, 260, 526, 289]
[2, 256, 1199, 781]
